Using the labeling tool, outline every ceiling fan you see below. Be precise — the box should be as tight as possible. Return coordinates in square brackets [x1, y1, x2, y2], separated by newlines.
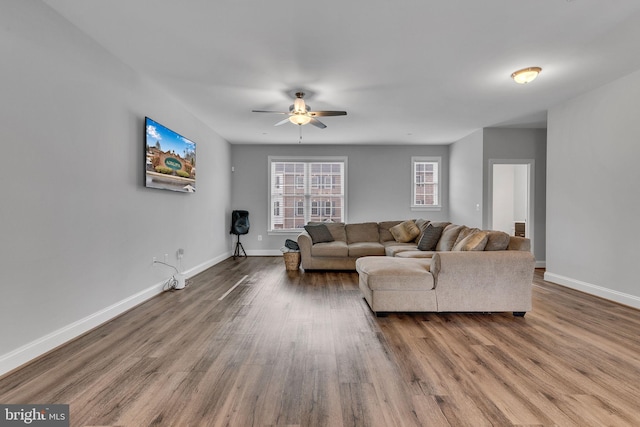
[252, 92, 347, 129]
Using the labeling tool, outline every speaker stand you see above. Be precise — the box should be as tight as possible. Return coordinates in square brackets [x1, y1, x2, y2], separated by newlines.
[233, 234, 247, 259]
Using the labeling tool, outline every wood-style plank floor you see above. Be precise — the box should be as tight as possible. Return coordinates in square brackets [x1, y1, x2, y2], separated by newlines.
[1, 256, 639, 426]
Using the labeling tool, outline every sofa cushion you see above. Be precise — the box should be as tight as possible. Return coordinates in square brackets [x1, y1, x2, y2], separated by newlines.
[429, 221, 451, 229]
[396, 250, 435, 259]
[304, 224, 334, 244]
[484, 230, 511, 251]
[311, 240, 349, 257]
[356, 257, 434, 291]
[435, 224, 464, 251]
[384, 243, 418, 257]
[452, 231, 489, 251]
[346, 222, 380, 243]
[390, 220, 420, 243]
[348, 242, 386, 257]
[378, 220, 404, 242]
[414, 218, 428, 231]
[417, 223, 444, 251]
[508, 235, 531, 252]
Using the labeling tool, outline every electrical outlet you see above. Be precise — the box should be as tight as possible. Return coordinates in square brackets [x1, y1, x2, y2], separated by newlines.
[258, 235, 262, 241]
[153, 256, 157, 263]
[177, 248, 184, 259]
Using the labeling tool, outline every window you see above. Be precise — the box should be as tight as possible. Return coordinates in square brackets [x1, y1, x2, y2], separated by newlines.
[411, 156, 440, 209]
[323, 176, 333, 189]
[269, 157, 347, 231]
[311, 200, 335, 216]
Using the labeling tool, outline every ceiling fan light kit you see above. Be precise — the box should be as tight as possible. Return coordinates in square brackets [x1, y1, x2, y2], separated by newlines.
[252, 91, 347, 130]
[289, 114, 311, 125]
[511, 66, 542, 84]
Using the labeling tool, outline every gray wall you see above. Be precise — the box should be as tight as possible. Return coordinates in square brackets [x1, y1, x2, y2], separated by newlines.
[231, 144, 450, 254]
[449, 130, 484, 228]
[0, 2, 232, 374]
[482, 128, 547, 263]
[546, 68, 640, 308]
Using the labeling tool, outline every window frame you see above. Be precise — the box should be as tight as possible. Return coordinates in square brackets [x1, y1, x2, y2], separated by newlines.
[411, 156, 441, 211]
[268, 156, 348, 233]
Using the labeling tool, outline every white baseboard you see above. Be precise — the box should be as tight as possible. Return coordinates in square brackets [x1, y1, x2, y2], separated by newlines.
[246, 249, 282, 256]
[535, 260, 546, 268]
[0, 253, 230, 378]
[544, 271, 640, 310]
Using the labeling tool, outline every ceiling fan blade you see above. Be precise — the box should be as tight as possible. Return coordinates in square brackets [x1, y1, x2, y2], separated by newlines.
[309, 117, 327, 129]
[274, 118, 291, 126]
[252, 110, 288, 114]
[309, 111, 347, 117]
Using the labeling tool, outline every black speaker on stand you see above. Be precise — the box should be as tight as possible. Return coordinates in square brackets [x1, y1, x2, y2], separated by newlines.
[230, 210, 249, 259]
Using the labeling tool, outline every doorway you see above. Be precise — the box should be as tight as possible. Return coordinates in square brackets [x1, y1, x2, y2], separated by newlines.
[488, 159, 535, 254]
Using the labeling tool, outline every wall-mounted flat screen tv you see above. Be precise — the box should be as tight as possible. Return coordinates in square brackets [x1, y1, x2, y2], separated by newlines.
[145, 117, 196, 193]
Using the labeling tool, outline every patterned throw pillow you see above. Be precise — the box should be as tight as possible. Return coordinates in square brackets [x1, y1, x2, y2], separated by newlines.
[389, 220, 421, 243]
[304, 224, 334, 244]
[417, 224, 444, 251]
[435, 224, 465, 251]
[452, 231, 489, 251]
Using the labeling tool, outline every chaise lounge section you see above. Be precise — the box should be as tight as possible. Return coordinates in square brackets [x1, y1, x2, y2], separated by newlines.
[356, 251, 535, 316]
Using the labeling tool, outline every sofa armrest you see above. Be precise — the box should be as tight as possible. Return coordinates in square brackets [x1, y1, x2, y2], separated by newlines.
[508, 236, 531, 251]
[431, 251, 535, 312]
[297, 231, 313, 268]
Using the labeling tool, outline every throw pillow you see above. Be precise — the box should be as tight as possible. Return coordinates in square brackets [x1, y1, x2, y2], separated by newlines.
[453, 226, 480, 248]
[484, 230, 510, 251]
[413, 218, 430, 242]
[417, 224, 444, 251]
[435, 224, 464, 251]
[390, 220, 420, 243]
[378, 221, 403, 242]
[452, 231, 489, 251]
[304, 224, 334, 244]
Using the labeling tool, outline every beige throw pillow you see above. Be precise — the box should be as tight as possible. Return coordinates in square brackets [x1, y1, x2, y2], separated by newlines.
[453, 227, 480, 248]
[390, 220, 420, 243]
[452, 231, 489, 251]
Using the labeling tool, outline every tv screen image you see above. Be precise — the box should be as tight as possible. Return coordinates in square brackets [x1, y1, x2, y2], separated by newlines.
[145, 117, 196, 193]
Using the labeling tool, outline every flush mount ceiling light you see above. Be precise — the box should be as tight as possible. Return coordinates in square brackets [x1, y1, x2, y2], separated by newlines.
[511, 67, 542, 84]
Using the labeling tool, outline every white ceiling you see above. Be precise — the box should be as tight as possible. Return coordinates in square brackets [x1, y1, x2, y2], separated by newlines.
[43, 0, 640, 145]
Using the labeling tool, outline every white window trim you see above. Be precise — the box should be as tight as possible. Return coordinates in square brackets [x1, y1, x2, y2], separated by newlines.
[411, 156, 442, 211]
[268, 156, 348, 234]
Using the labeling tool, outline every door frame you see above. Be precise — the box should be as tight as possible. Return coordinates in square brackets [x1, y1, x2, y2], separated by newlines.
[487, 159, 535, 255]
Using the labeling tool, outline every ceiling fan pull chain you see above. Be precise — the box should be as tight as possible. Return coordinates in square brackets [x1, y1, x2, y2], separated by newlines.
[299, 125, 303, 143]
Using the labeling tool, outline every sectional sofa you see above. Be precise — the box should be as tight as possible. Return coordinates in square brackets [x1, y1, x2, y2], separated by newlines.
[297, 219, 536, 316]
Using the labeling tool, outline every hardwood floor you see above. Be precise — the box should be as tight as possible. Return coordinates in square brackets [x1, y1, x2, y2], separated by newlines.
[1, 256, 640, 426]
